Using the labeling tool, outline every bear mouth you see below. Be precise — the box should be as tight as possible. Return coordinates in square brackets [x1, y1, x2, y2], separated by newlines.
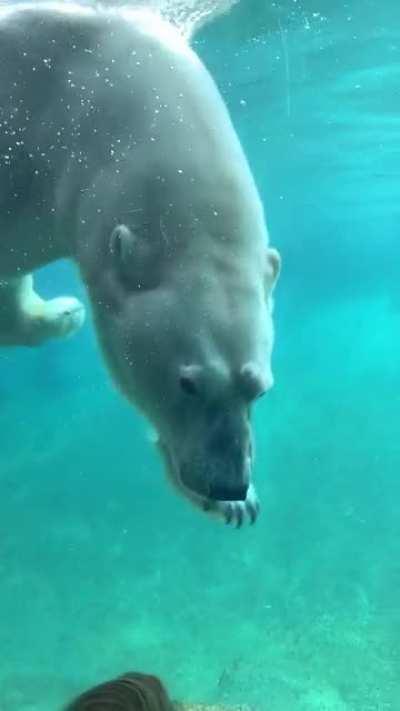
[156, 437, 252, 504]
[156, 437, 209, 502]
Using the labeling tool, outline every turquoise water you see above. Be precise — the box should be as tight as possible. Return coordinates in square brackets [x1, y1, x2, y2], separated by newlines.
[1, 1, 399, 709]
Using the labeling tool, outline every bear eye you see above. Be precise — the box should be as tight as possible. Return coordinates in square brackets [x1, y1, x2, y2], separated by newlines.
[180, 375, 198, 396]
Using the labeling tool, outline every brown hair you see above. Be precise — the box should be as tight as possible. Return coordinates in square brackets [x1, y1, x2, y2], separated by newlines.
[65, 672, 176, 711]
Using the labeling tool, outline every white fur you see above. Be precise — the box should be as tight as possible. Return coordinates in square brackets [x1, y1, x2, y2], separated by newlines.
[0, 4, 280, 523]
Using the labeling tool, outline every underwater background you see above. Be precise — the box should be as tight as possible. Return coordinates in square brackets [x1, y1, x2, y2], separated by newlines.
[0, 0, 399, 708]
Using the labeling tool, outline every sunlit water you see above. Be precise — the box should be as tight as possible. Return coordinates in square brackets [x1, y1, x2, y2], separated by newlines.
[0, 1, 399, 710]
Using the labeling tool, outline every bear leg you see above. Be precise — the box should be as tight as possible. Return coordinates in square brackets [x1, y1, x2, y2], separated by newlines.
[0, 274, 85, 346]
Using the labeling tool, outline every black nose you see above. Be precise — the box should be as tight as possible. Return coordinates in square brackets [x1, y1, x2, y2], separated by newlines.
[209, 483, 248, 502]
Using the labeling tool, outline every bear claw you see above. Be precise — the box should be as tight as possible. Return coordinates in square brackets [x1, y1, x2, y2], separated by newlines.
[217, 485, 260, 527]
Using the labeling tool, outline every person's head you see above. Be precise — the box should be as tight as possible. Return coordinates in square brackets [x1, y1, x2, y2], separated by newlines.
[65, 672, 174, 710]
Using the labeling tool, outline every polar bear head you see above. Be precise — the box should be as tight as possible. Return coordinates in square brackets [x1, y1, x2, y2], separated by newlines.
[81, 170, 280, 509]
[73, 25, 281, 511]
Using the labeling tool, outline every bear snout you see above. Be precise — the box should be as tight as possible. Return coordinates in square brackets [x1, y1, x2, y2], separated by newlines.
[180, 449, 251, 503]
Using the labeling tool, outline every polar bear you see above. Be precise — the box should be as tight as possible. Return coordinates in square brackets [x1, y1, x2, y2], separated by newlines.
[0, 3, 280, 526]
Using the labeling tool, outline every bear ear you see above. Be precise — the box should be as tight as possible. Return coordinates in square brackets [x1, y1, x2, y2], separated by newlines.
[109, 224, 136, 264]
[264, 247, 281, 291]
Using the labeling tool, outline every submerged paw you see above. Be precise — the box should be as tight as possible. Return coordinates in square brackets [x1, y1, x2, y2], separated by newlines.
[44, 296, 86, 338]
[222, 498, 259, 527]
[204, 484, 260, 528]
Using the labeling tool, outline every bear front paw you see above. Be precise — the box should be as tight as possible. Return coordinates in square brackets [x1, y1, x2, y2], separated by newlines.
[204, 483, 260, 528]
[43, 296, 86, 339]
